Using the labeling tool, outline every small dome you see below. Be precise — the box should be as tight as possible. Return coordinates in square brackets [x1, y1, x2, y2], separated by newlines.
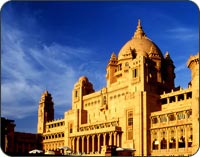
[79, 76, 88, 82]
[118, 20, 163, 60]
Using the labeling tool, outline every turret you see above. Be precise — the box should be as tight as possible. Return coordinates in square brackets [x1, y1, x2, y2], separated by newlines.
[187, 52, 199, 154]
[37, 90, 54, 133]
[187, 52, 199, 88]
[163, 52, 175, 90]
[72, 76, 94, 110]
[106, 52, 118, 86]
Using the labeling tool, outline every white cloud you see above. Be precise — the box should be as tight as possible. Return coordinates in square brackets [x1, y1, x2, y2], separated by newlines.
[1, 22, 106, 120]
[165, 27, 198, 41]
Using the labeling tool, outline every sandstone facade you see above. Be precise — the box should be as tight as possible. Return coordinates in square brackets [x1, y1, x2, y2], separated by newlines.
[37, 20, 199, 156]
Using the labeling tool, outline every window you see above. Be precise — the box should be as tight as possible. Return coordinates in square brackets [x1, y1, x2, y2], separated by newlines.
[169, 96, 175, 103]
[177, 112, 185, 120]
[133, 68, 138, 78]
[169, 129, 175, 145]
[187, 110, 192, 119]
[103, 96, 107, 105]
[168, 114, 176, 121]
[152, 117, 158, 124]
[169, 137, 176, 149]
[160, 115, 167, 123]
[178, 136, 185, 148]
[186, 92, 192, 99]
[161, 138, 167, 149]
[152, 139, 159, 150]
[69, 123, 73, 133]
[188, 134, 192, 147]
[178, 94, 184, 101]
[75, 90, 78, 98]
[127, 110, 133, 140]
[128, 111, 133, 126]
[161, 98, 167, 104]
[127, 129, 133, 140]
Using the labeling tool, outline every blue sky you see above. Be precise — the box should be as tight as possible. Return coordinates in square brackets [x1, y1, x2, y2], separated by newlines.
[1, 1, 199, 133]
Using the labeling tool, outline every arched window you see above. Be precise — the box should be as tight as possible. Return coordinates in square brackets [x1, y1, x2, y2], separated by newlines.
[178, 136, 185, 148]
[177, 112, 185, 120]
[152, 139, 159, 150]
[169, 137, 176, 149]
[160, 115, 167, 123]
[168, 114, 176, 121]
[169, 130, 176, 149]
[125, 62, 129, 67]
[161, 138, 167, 149]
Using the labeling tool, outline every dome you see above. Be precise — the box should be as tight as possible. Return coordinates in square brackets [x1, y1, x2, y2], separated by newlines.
[118, 20, 163, 60]
[79, 76, 88, 82]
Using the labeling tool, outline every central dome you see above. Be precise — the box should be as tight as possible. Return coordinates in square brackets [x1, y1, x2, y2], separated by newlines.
[118, 20, 163, 60]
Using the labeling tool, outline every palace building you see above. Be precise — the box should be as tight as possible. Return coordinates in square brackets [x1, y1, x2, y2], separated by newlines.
[37, 20, 199, 156]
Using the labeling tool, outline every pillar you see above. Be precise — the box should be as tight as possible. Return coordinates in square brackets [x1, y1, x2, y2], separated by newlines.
[167, 97, 170, 104]
[71, 138, 75, 153]
[87, 136, 89, 154]
[185, 125, 188, 150]
[175, 95, 178, 102]
[175, 127, 178, 151]
[103, 133, 106, 146]
[114, 132, 117, 146]
[158, 129, 161, 150]
[109, 132, 113, 145]
[117, 133, 121, 147]
[81, 136, 85, 153]
[92, 135, 95, 153]
[97, 134, 101, 153]
[167, 128, 169, 150]
[77, 137, 80, 153]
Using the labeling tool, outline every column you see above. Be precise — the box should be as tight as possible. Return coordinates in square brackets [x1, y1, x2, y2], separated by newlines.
[97, 134, 101, 153]
[158, 129, 161, 150]
[71, 138, 75, 153]
[81, 136, 85, 153]
[114, 132, 117, 146]
[118, 133, 121, 147]
[117, 133, 119, 147]
[87, 136, 89, 154]
[175, 95, 178, 102]
[103, 133, 106, 146]
[77, 137, 80, 153]
[167, 128, 169, 150]
[92, 135, 95, 153]
[175, 127, 178, 151]
[185, 125, 188, 150]
[184, 93, 187, 100]
[109, 132, 113, 145]
[167, 97, 170, 104]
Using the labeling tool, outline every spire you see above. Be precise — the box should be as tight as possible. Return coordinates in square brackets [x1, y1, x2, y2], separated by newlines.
[165, 51, 174, 65]
[165, 51, 172, 60]
[110, 52, 117, 60]
[133, 19, 146, 39]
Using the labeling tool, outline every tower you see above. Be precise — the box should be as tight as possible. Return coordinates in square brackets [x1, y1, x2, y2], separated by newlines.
[187, 52, 199, 154]
[37, 90, 54, 133]
[162, 51, 175, 91]
[72, 76, 94, 110]
[106, 52, 118, 86]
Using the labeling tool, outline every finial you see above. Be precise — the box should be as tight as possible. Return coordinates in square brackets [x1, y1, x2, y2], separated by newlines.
[110, 52, 117, 60]
[138, 19, 141, 27]
[165, 51, 171, 60]
[133, 19, 146, 39]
